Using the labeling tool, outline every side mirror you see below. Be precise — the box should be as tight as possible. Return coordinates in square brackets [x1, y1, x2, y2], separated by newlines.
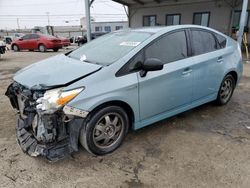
[140, 58, 163, 77]
[18, 38, 23, 41]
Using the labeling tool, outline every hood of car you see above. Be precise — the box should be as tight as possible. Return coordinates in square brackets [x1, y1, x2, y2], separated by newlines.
[14, 54, 102, 90]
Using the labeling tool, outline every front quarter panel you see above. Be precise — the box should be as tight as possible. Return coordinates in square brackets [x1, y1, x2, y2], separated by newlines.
[66, 63, 140, 123]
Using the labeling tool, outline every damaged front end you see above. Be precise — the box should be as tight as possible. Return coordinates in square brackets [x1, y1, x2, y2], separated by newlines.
[5, 82, 86, 161]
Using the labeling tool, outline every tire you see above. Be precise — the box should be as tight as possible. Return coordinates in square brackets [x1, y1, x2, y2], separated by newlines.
[216, 74, 236, 105]
[53, 48, 59, 52]
[79, 106, 129, 155]
[38, 44, 47, 52]
[12, 44, 19, 52]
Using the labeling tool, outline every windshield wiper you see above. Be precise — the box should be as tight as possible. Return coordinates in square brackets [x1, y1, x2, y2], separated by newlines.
[83, 59, 102, 65]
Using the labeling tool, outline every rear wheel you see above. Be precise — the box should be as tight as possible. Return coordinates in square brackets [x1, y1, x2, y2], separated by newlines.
[79, 106, 129, 155]
[38, 44, 47, 52]
[216, 74, 236, 105]
[12, 44, 19, 52]
[53, 48, 59, 52]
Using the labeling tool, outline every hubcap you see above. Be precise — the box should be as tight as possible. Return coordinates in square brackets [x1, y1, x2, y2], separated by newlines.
[220, 78, 233, 102]
[39, 45, 45, 52]
[93, 113, 123, 148]
[13, 45, 18, 51]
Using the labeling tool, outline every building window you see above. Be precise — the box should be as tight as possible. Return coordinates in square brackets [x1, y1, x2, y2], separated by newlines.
[166, 14, 181, 26]
[193, 12, 210, 27]
[143, 15, 157, 26]
[95, 26, 102, 32]
[233, 10, 249, 27]
[104, 26, 111, 32]
[115, 26, 123, 30]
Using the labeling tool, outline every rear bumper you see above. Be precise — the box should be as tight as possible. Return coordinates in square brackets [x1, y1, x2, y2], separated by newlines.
[62, 41, 70, 46]
[46, 43, 63, 49]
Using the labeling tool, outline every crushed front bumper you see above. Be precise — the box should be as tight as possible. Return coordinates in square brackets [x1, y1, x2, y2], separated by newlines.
[16, 116, 84, 161]
[6, 82, 85, 161]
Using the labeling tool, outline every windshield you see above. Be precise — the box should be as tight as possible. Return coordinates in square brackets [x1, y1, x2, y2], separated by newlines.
[68, 31, 152, 65]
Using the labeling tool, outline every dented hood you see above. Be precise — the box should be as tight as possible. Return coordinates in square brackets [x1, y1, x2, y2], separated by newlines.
[14, 54, 102, 90]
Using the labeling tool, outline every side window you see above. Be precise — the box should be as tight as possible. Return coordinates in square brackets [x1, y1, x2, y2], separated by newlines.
[116, 51, 144, 77]
[22, 34, 30, 40]
[145, 31, 187, 64]
[191, 30, 217, 55]
[30, 34, 39, 39]
[214, 33, 227, 49]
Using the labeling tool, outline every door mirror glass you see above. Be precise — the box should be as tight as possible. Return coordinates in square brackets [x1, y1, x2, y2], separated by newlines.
[140, 58, 163, 77]
[19, 38, 23, 41]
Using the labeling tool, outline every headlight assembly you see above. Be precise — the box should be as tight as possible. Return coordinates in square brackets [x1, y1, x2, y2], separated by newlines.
[36, 87, 84, 111]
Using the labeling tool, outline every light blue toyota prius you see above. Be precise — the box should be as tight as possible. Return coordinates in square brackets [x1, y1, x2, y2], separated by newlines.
[6, 25, 243, 161]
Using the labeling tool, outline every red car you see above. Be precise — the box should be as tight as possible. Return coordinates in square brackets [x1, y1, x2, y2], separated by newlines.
[11, 33, 62, 52]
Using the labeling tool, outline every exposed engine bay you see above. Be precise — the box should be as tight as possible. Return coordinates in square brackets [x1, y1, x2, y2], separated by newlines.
[5, 82, 84, 161]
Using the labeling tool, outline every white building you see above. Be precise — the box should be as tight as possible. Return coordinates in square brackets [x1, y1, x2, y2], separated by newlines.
[91, 21, 128, 32]
[80, 17, 128, 33]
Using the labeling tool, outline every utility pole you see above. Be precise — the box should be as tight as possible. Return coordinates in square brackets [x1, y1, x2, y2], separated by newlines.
[46, 12, 50, 26]
[84, 0, 91, 42]
[17, 18, 20, 30]
[237, 0, 248, 46]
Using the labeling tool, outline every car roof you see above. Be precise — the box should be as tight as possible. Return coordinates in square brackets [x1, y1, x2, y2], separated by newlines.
[125, 25, 224, 35]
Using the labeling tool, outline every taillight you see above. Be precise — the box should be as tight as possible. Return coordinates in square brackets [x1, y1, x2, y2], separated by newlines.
[48, 39, 60, 43]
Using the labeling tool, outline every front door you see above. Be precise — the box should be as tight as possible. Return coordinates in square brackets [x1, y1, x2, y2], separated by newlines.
[18, 34, 31, 49]
[138, 30, 194, 121]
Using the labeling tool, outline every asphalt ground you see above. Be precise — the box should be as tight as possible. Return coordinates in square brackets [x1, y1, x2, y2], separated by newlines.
[0, 47, 250, 188]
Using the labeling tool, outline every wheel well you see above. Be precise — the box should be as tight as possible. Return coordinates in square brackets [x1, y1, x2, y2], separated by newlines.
[227, 71, 238, 83]
[38, 43, 45, 47]
[90, 101, 135, 129]
[11, 43, 17, 49]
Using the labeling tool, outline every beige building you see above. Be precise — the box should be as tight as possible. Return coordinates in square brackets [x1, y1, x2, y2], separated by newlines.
[113, 0, 249, 39]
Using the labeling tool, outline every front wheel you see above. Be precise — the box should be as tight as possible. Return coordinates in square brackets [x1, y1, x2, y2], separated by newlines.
[79, 106, 129, 155]
[12, 44, 19, 52]
[38, 44, 47, 52]
[216, 74, 236, 105]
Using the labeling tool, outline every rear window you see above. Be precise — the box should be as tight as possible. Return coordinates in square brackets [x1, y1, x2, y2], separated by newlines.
[214, 33, 227, 48]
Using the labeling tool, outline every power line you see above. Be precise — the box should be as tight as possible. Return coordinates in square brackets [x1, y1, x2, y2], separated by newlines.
[0, 0, 79, 7]
[0, 13, 125, 17]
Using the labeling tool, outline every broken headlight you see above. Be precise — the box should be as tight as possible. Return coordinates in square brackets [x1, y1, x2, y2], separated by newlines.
[36, 87, 84, 111]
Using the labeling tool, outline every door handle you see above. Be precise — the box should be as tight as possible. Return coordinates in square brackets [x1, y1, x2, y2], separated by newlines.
[182, 68, 192, 75]
[217, 56, 223, 63]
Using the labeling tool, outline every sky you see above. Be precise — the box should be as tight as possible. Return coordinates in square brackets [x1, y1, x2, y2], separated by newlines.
[0, 0, 128, 29]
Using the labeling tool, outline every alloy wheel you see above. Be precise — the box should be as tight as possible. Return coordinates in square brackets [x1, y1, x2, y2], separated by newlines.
[220, 77, 233, 103]
[93, 113, 124, 149]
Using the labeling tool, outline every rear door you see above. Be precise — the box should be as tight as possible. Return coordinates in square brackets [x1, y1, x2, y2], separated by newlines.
[138, 30, 194, 120]
[189, 29, 227, 101]
[29, 34, 40, 49]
